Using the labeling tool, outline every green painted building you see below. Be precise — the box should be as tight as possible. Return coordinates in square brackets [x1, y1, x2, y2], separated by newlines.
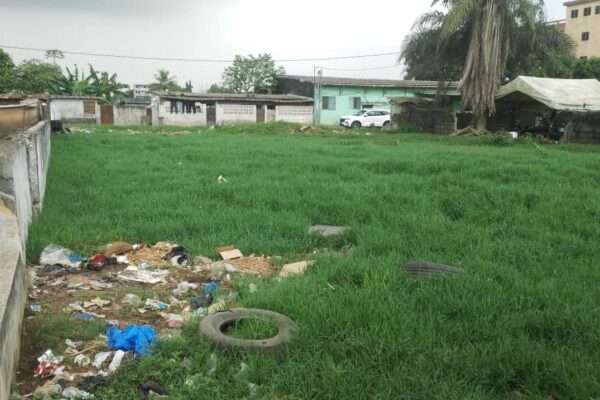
[277, 75, 460, 125]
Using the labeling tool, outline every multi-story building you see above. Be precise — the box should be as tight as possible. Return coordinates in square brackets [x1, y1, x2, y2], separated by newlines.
[132, 84, 150, 98]
[563, 0, 600, 59]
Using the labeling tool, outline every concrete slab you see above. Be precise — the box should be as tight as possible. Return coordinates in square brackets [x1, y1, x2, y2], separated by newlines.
[308, 225, 351, 237]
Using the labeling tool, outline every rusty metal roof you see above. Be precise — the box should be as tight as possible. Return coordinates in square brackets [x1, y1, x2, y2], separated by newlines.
[280, 75, 459, 90]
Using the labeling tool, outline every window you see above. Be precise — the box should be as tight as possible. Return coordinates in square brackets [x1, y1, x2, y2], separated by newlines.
[351, 97, 361, 109]
[596, 5, 600, 14]
[83, 101, 96, 115]
[582, 32, 590, 41]
[571, 9, 579, 18]
[584, 7, 592, 16]
[322, 96, 336, 111]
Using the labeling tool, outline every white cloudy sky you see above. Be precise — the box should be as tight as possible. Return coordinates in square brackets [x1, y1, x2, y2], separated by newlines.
[0, 0, 565, 92]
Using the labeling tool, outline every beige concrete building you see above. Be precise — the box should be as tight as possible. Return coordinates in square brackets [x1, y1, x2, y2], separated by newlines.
[564, 0, 600, 59]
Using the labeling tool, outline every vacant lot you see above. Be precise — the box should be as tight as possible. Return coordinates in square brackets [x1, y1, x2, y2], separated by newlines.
[26, 124, 600, 399]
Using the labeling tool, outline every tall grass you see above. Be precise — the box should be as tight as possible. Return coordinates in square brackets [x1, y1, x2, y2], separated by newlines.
[28, 125, 600, 399]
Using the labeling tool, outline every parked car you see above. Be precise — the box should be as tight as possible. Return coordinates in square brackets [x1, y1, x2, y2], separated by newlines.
[340, 110, 391, 129]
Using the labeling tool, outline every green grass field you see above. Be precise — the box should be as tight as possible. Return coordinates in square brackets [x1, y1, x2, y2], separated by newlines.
[27, 124, 600, 399]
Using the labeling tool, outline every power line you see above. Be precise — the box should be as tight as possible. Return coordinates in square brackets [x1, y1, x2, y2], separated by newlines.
[321, 64, 403, 72]
[0, 44, 401, 63]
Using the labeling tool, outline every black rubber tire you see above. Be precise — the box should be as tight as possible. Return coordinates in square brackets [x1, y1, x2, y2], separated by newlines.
[199, 308, 297, 351]
[382, 121, 391, 128]
[351, 121, 362, 129]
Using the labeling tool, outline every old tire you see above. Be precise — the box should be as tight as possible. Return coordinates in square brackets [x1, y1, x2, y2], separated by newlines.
[351, 121, 362, 129]
[199, 308, 297, 351]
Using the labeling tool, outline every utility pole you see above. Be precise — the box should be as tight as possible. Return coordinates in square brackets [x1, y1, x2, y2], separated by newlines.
[313, 65, 323, 125]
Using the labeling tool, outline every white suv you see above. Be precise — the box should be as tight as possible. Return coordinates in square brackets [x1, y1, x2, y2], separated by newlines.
[340, 110, 391, 129]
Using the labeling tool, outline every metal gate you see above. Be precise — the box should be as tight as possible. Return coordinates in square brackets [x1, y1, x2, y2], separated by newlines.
[100, 104, 114, 125]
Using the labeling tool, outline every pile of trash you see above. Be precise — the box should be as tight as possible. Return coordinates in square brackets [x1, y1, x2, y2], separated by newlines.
[22, 239, 317, 397]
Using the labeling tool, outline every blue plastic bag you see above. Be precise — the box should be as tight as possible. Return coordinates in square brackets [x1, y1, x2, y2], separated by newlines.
[107, 325, 156, 356]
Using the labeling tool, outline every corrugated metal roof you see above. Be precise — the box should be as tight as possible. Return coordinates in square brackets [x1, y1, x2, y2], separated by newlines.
[280, 75, 459, 90]
[49, 95, 104, 101]
[154, 92, 314, 104]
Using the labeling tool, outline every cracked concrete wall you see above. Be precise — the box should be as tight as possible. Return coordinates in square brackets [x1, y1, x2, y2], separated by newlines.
[0, 120, 50, 400]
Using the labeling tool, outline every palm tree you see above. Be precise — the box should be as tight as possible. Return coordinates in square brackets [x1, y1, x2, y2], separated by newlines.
[435, 0, 540, 130]
[149, 69, 181, 92]
[51, 65, 92, 96]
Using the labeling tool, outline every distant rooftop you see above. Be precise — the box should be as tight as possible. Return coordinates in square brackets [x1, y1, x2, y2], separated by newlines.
[563, 0, 599, 6]
[280, 75, 459, 90]
[154, 92, 314, 104]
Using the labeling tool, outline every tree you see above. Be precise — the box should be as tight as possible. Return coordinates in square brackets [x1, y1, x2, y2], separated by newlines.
[14, 59, 63, 94]
[149, 69, 181, 92]
[45, 49, 65, 65]
[0, 49, 15, 93]
[222, 54, 284, 94]
[207, 83, 234, 94]
[51, 65, 92, 96]
[423, 0, 544, 130]
[402, 11, 574, 82]
[184, 80, 193, 92]
[88, 66, 128, 101]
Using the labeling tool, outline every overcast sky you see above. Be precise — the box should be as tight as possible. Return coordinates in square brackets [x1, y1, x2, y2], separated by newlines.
[0, 0, 565, 92]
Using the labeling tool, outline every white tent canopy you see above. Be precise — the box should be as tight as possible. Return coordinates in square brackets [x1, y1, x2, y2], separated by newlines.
[497, 76, 600, 112]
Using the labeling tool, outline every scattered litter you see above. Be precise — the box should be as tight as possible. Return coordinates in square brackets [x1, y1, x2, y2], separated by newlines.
[66, 339, 82, 349]
[90, 280, 113, 290]
[207, 299, 227, 314]
[145, 298, 168, 311]
[140, 381, 169, 399]
[228, 256, 273, 277]
[83, 297, 111, 309]
[117, 266, 170, 284]
[79, 375, 108, 393]
[165, 246, 189, 267]
[308, 224, 350, 237]
[107, 325, 156, 356]
[108, 350, 126, 372]
[87, 254, 115, 271]
[74, 354, 91, 367]
[29, 304, 42, 313]
[166, 314, 184, 329]
[280, 260, 315, 278]
[202, 281, 219, 294]
[217, 245, 243, 260]
[191, 293, 213, 309]
[172, 281, 198, 298]
[99, 241, 133, 256]
[92, 351, 113, 369]
[62, 387, 93, 399]
[217, 175, 228, 184]
[248, 283, 257, 293]
[116, 255, 129, 264]
[33, 381, 62, 398]
[40, 244, 84, 270]
[72, 312, 98, 321]
[208, 261, 238, 274]
[193, 255, 213, 265]
[34, 350, 64, 378]
[122, 293, 142, 306]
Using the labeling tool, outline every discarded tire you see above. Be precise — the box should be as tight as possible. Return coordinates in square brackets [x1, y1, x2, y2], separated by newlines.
[403, 261, 464, 277]
[199, 308, 297, 351]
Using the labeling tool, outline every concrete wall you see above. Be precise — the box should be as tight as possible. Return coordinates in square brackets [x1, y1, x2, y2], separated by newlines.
[216, 103, 256, 125]
[275, 105, 314, 124]
[114, 105, 147, 126]
[0, 120, 51, 400]
[50, 99, 100, 124]
[156, 99, 207, 127]
[564, 0, 600, 58]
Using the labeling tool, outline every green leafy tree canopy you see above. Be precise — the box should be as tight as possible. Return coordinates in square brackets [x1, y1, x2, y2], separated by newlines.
[222, 54, 284, 94]
[149, 69, 181, 92]
[0, 49, 15, 93]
